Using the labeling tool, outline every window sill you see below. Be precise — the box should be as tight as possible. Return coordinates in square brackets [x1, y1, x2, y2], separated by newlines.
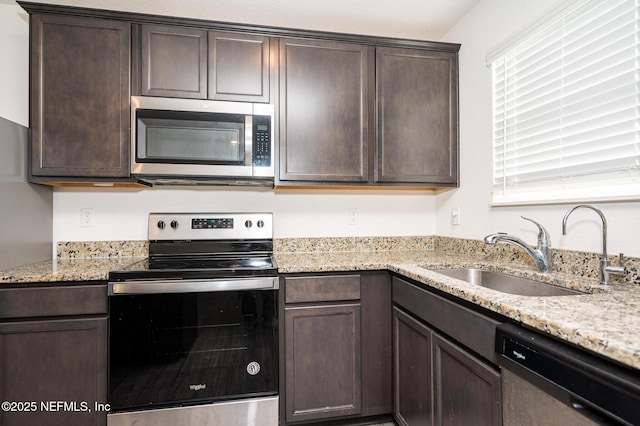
[491, 183, 640, 206]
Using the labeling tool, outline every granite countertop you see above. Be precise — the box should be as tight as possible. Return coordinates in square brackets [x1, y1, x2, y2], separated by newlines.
[0, 257, 141, 285]
[276, 250, 640, 371]
[1, 249, 639, 372]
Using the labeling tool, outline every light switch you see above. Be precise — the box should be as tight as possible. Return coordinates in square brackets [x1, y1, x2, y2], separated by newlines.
[451, 208, 461, 225]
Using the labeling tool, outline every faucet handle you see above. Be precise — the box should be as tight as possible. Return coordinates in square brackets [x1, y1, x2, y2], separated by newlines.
[605, 252, 627, 277]
[618, 253, 627, 271]
[521, 216, 551, 246]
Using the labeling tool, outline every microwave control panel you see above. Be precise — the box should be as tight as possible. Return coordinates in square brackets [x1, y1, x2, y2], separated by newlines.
[253, 115, 271, 167]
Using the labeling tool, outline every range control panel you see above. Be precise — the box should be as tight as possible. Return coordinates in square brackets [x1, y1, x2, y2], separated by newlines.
[148, 213, 272, 241]
[192, 218, 234, 229]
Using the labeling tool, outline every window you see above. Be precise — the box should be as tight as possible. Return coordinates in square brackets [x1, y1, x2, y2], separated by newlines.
[488, 0, 639, 205]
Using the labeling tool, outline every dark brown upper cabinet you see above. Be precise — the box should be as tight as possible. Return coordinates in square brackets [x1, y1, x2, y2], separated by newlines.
[277, 39, 459, 188]
[278, 38, 372, 184]
[140, 24, 207, 99]
[376, 47, 458, 186]
[22, 2, 458, 188]
[208, 32, 271, 102]
[139, 24, 271, 102]
[29, 13, 131, 180]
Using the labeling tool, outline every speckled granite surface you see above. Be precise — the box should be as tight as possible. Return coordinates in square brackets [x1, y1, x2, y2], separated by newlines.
[0, 240, 148, 284]
[273, 236, 434, 253]
[278, 249, 640, 370]
[1, 237, 639, 371]
[57, 240, 149, 259]
[0, 257, 143, 284]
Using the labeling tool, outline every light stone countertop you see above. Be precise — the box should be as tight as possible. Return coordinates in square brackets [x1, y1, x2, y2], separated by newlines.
[276, 250, 640, 371]
[1, 249, 639, 372]
[0, 257, 143, 284]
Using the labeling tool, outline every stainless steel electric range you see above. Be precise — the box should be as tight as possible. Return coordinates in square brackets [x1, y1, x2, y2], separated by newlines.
[107, 213, 278, 426]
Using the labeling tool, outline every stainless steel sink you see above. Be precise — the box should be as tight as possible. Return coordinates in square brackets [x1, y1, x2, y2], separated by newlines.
[430, 268, 583, 296]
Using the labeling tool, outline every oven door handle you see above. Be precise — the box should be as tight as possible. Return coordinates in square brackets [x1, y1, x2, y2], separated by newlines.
[108, 277, 278, 295]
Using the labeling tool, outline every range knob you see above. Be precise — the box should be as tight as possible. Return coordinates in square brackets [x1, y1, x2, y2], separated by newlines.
[257, 220, 265, 228]
[157, 220, 166, 230]
[245, 220, 253, 228]
[170, 220, 179, 229]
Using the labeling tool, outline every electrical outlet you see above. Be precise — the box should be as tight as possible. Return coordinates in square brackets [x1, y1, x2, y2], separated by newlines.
[347, 208, 359, 225]
[81, 208, 94, 227]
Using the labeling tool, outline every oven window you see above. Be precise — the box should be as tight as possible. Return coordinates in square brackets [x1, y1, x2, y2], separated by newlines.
[136, 110, 246, 165]
[109, 290, 278, 411]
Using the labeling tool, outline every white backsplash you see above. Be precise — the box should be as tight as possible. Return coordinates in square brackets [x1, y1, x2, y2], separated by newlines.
[52, 186, 438, 244]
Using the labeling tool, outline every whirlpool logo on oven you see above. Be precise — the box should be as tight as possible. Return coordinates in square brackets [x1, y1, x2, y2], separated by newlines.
[189, 384, 207, 391]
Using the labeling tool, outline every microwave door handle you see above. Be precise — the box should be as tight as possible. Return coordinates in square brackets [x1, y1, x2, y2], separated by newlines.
[108, 277, 278, 295]
[245, 115, 253, 166]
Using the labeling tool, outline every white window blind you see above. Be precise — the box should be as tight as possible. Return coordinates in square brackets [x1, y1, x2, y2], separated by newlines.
[490, 0, 640, 205]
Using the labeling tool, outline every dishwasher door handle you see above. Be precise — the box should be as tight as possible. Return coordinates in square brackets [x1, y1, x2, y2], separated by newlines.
[569, 398, 609, 424]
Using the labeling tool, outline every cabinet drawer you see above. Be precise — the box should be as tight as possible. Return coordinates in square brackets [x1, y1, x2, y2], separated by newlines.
[392, 276, 499, 363]
[284, 275, 361, 303]
[0, 284, 107, 319]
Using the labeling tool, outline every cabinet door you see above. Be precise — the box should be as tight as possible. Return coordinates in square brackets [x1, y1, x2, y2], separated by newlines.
[209, 32, 271, 102]
[376, 47, 458, 185]
[140, 24, 207, 99]
[30, 14, 130, 178]
[284, 303, 361, 423]
[0, 317, 107, 426]
[433, 334, 502, 426]
[393, 307, 433, 426]
[279, 38, 371, 183]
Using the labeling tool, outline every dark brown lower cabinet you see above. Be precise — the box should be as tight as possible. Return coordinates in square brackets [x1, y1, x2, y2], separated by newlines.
[0, 317, 107, 426]
[360, 272, 392, 417]
[281, 272, 392, 425]
[393, 307, 434, 425]
[285, 303, 362, 423]
[392, 275, 503, 426]
[433, 335, 501, 426]
[0, 284, 108, 426]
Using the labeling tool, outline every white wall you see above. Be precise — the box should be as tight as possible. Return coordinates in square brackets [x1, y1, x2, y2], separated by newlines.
[0, 4, 29, 126]
[437, 0, 640, 257]
[53, 187, 437, 241]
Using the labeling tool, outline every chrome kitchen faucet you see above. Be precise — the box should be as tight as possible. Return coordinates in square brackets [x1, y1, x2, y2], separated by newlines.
[562, 205, 626, 286]
[484, 216, 552, 273]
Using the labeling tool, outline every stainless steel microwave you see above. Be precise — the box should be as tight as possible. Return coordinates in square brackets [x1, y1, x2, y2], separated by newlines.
[131, 96, 274, 186]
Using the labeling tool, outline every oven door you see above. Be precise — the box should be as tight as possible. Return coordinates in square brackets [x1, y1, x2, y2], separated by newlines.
[108, 279, 278, 413]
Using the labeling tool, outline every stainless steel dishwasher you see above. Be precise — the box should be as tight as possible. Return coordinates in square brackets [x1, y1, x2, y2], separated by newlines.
[496, 324, 640, 426]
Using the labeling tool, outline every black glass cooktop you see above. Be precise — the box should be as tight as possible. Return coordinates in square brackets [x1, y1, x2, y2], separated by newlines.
[109, 255, 276, 281]
[109, 238, 277, 281]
